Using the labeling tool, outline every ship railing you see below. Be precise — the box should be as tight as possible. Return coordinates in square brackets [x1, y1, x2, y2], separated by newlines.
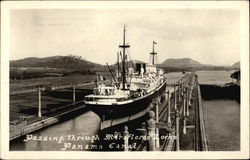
[85, 96, 131, 102]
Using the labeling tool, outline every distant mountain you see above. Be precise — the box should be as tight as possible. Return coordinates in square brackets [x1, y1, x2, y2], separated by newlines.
[159, 58, 236, 72]
[10, 56, 63, 67]
[232, 61, 240, 69]
[160, 58, 204, 68]
[11, 56, 239, 73]
[10, 55, 105, 71]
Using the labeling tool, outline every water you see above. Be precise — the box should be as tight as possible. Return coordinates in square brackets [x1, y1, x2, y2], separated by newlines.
[10, 111, 100, 151]
[165, 72, 185, 84]
[195, 70, 237, 85]
[165, 70, 237, 85]
[202, 100, 240, 151]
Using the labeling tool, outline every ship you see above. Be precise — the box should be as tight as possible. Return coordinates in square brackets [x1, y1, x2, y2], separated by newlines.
[84, 26, 167, 120]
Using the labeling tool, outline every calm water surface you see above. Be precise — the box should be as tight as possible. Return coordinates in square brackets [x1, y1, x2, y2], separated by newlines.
[202, 100, 240, 151]
[196, 70, 237, 85]
[165, 70, 237, 85]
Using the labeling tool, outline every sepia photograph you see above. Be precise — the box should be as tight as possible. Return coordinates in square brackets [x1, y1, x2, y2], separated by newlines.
[1, 1, 249, 159]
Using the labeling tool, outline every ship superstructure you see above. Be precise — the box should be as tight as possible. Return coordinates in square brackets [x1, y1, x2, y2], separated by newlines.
[84, 26, 167, 119]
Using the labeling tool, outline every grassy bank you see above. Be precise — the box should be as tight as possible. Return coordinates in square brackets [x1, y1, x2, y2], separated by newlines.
[10, 85, 94, 122]
[10, 74, 101, 92]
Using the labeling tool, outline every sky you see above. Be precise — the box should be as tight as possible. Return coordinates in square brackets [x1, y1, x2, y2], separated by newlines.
[10, 9, 240, 66]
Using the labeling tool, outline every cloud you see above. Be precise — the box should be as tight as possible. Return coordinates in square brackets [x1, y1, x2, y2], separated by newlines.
[10, 9, 240, 66]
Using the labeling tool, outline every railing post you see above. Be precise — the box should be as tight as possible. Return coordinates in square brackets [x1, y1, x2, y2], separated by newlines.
[38, 87, 42, 117]
[183, 118, 187, 135]
[146, 111, 156, 151]
[178, 81, 181, 103]
[124, 126, 129, 151]
[186, 88, 190, 116]
[175, 110, 180, 151]
[73, 84, 76, 104]
[183, 89, 187, 134]
[167, 90, 171, 125]
[189, 85, 192, 106]
[155, 100, 160, 149]
[183, 88, 186, 117]
[174, 84, 177, 110]
[181, 79, 184, 96]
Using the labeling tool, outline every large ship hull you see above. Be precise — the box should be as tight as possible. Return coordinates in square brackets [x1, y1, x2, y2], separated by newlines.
[86, 81, 167, 120]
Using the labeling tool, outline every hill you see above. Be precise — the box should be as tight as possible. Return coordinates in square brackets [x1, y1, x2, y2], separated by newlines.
[232, 61, 240, 69]
[10, 55, 105, 71]
[159, 58, 237, 72]
[10, 55, 108, 79]
[160, 58, 204, 68]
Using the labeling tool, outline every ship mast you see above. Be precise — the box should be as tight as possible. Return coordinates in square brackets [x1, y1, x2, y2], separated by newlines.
[119, 25, 130, 90]
[150, 41, 157, 65]
[117, 52, 120, 77]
